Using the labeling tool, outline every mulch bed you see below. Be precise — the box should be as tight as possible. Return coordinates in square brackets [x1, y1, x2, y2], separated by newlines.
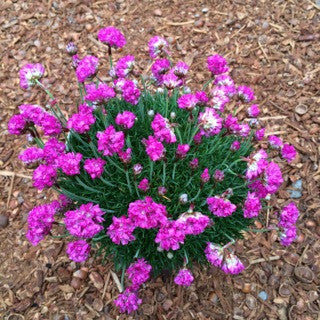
[0, 0, 319, 319]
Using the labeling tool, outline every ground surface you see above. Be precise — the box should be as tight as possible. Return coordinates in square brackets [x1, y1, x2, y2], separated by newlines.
[0, 0, 319, 319]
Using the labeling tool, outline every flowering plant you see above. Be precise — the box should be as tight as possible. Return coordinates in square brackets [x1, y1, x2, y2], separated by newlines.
[8, 27, 299, 313]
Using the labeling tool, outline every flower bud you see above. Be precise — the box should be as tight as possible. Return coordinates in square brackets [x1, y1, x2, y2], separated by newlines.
[158, 186, 167, 196]
[189, 158, 199, 169]
[170, 112, 176, 119]
[167, 252, 174, 259]
[179, 194, 188, 204]
[133, 163, 143, 175]
[213, 170, 224, 182]
[147, 110, 155, 117]
[66, 42, 78, 55]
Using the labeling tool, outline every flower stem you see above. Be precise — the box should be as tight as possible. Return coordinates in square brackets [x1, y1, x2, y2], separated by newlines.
[171, 163, 176, 181]
[162, 161, 167, 185]
[202, 77, 213, 90]
[149, 160, 154, 180]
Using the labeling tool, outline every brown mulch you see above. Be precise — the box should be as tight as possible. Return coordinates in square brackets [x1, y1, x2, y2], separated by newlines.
[0, 0, 319, 319]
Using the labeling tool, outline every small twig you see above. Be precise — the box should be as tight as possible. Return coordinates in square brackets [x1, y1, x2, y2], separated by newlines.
[258, 41, 270, 63]
[296, 243, 310, 266]
[6, 173, 15, 209]
[166, 20, 195, 26]
[110, 270, 123, 293]
[265, 131, 287, 136]
[244, 115, 287, 121]
[305, 0, 320, 10]
[0, 170, 32, 179]
[102, 271, 111, 300]
[249, 255, 281, 265]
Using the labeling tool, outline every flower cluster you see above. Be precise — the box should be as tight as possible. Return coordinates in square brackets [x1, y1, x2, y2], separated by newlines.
[9, 27, 300, 315]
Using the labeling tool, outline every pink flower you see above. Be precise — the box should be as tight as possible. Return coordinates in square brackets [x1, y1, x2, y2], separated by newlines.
[151, 59, 170, 84]
[33, 164, 57, 190]
[142, 136, 165, 161]
[76, 55, 99, 82]
[20, 63, 45, 90]
[207, 196, 236, 217]
[177, 211, 210, 235]
[148, 36, 169, 59]
[245, 149, 268, 180]
[8, 114, 27, 135]
[163, 72, 182, 89]
[151, 113, 176, 144]
[98, 26, 126, 48]
[85, 83, 115, 103]
[43, 138, 65, 166]
[97, 125, 125, 156]
[114, 79, 141, 105]
[155, 220, 185, 251]
[176, 144, 190, 158]
[237, 86, 255, 102]
[214, 74, 234, 87]
[221, 254, 245, 274]
[127, 258, 152, 288]
[67, 104, 95, 134]
[64, 203, 104, 238]
[138, 178, 150, 192]
[204, 242, 223, 267]
[255, 128, 265, 141]
[247, 104, 260, 117]
[198, 107, 223, 136]
[115, 111, 136, 130]
[174, 269, 194, 286]
[114, 287, 142, 314]
[268, 135, 283, 149]
[264, 162, 283, 194]
[107, 216, 136, 245]
[278, 202, 299, 228]
[238, 123, 250, 137]
[84, 158, 106, 179]
[207, 55, 229, 75]
[195, 91, 209, 106]
[280, 226, 297, 246]
[243, 192, 261, 218]
[201, 168, 210, 183]
[115, 55, 135, 78]
[66, 240, 90, 262]
[281, 144, 296, 163]
[224, 114, 240, 132]
[19, 147, 44, 164]
[172, 61, 189, 78]
[128, 197, 167, 229]
[26, 201, 59, 245]
[177, 94, 198, 111]
[118, 148, 132, 164]
[57, 152, 82, 176]
[248, 180, 269, 199]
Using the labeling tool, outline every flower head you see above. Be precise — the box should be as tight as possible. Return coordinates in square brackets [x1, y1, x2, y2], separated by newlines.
[204, 243, 223, 267]
[67, 104, 95, 134]
[207, 55, 229, 75]
[281, 144, 296, 163]
[278, 202, 299, 228]
[107, 216, 136, 245]
[138, 178, 150, 192]
[207, 196, 236, 217]
[148, 36, 169, 59]
[174, 269, 194, 286]
[57, 152, 82, 176]
[177, 94, 198, 111]
[221, 253, 245, 274]
[114, 288, 142, 314]
[243, 192, 261, 218]
[20, 63, 45, 89]
[8, 114, 27, 135]
[66, 240, 90, 262]
[84, 158, 106, 179]
[127, 258, 152, 287]
[97, 125, 125, 157]
[115, 55, 135, 78]
[64, 203, 104, 238]
[155, 220, 185, 251]
[115, 111, 136, 130]
[76, 56, 99, 83]
[142, 136, 165, 161]
[85, 83, 115, 103]
[151, 113, 176, 144]
[98, 26, 126, 48]
[33, 164, 57, 190]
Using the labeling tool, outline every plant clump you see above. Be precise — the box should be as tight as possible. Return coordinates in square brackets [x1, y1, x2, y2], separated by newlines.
[8, 26, 299, 314]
